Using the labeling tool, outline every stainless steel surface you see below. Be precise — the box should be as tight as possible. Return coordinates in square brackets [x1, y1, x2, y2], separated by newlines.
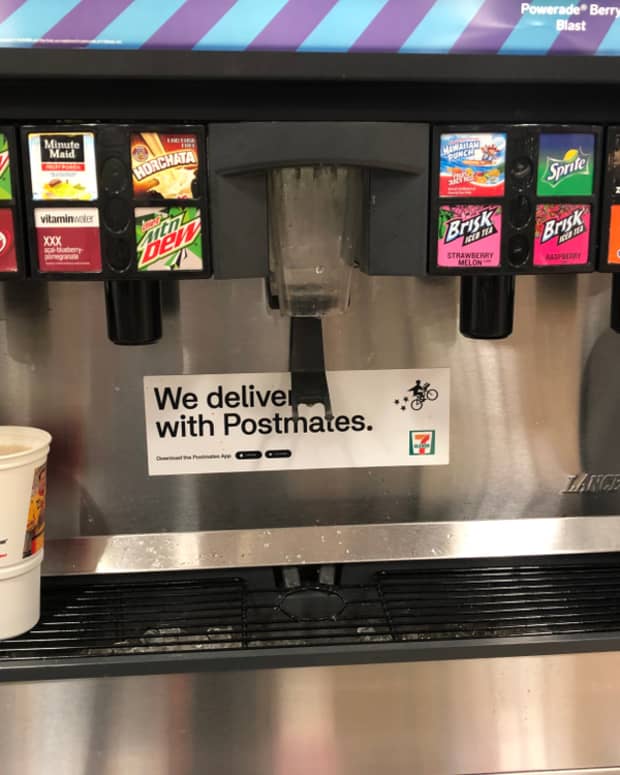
[3, 652, 620, 775]
[41, 516, 620, 574]
[1, 272, 618, 557]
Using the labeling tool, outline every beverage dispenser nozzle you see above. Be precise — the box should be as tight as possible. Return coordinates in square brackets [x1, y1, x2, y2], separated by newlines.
[611, 275, 620, 334]
[104, 278, 162, 345]
[459, 275, 515, 339]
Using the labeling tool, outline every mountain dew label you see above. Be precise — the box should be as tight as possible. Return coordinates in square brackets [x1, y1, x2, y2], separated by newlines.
[537, 133, 595, 197]
[135, 206, 203, 272]
[0, 134, 12, 200]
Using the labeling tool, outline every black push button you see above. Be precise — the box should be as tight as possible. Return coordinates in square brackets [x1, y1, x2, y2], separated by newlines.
[509, 195, 532, 229]
[101, 157, 128, 195]
[99, 127, 125, 148]
[510, 156, 533, 185]
[106, 238, 131, 272]
[507, 234, 529, 267]
[103, 198, 131, 233]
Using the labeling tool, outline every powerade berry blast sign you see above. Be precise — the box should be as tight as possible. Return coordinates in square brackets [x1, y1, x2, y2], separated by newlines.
[22, 124, 210, 280]
[430, 124, 601, 276]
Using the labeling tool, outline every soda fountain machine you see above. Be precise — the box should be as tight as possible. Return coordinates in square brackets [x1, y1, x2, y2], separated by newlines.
[3, 6, 620, 775]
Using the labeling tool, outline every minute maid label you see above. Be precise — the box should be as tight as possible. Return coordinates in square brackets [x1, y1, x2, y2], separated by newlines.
[135, 206, 203, 272]
[537, 133, 595, 197]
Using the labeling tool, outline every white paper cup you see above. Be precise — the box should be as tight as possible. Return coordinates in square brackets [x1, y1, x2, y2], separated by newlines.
[0, 426, 51, 639]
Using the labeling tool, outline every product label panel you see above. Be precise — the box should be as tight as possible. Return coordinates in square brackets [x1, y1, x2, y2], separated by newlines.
[136, 206, 203, 272]
[533, 203, 590, 266]
[144, 369, 450, 475]
[439, 133, 506, 198]
[608, 205, 620, 265]
[29, 132, 98, 201]
[537, 133, 595, 197]
[35, 207, 101, 273]
[131, 132, 199, 200]
[0, 210, 17, 272]
[0, 133, 12, 201]
[437, 204, 501, 268]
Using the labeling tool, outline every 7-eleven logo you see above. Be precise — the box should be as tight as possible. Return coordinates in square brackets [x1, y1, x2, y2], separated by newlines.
[409, 430, 435, 456]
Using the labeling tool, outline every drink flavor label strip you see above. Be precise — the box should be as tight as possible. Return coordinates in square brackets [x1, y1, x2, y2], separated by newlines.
[28, 132, 98, 201]
[533, 203, 590, 267]
[437, 204, 501, 268]
[34, 207, 102, 273]
[0, 209, 17, 273]
[0, 133, 12, 201]
[131, 132, 199, 200]
[439, 132, 506, 198]
[537, 133, 595, 197]
[136, 206, 203, 272]
[608, 205, 620, 266]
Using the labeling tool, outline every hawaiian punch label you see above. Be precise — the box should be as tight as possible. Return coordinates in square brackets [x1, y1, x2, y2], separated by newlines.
[0, 210, 17, 272]
[533, 204, 590, 266]
[29, 132, 98, 201]
[35, 208, 101, 272]
[439, 133, 506, 198]
[437, 204, 501, 268]
[0, 133, 12, 200]
[135, 207, 203, 271]
[537, 134, 595, 197]
[131, 133, 199, 200]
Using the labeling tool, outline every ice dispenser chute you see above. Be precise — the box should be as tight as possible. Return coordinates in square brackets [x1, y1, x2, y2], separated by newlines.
[21, 124, 210, 345]
[430, 125, 601, 339]
[209, 122, 429, 416]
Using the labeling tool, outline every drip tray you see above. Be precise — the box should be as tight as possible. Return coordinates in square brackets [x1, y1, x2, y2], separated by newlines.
[2, 558, 620, 681]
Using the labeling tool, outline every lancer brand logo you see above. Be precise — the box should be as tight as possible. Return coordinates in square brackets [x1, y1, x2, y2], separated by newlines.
[444, 207, 498, 246]
[562, 473, 620, 494]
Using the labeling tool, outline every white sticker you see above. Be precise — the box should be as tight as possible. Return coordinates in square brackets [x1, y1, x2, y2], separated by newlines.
[144, 369, 449, 476]
[28, 132, 98, 201]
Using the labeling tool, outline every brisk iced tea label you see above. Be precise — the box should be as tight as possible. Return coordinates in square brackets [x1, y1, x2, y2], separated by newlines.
[0, 134, 12, 200]
[131, 133, 199, 200]
[28, 132, 98, 201]
[34, 208, 101, 273]
[439, 133, 506, 198]
[533, 204, 590, 267]
[537, 134, 595, 197]
[607, 205, 620, 265]
[0, 210, 17, 272]
[135, 207, 203, 272]
[437, 204, 501, 268]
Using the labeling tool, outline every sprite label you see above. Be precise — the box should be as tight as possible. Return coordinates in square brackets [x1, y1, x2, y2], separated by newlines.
[0, 134, 12, 200]
[135, 206, 203, 272]
[537, 133, 595, 197]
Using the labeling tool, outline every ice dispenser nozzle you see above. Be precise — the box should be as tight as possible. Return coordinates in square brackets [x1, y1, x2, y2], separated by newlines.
[209, 121, 429, 415]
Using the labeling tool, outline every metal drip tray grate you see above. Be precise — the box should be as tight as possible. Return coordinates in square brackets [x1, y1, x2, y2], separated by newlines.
[2, 559, 620, 677]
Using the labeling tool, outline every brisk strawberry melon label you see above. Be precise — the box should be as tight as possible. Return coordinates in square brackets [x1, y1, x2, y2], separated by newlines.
[0, 210, 17, 272]
[533, 204, 590, 267]
[135, 206, 203, 272]
[437, 204, 501, 268]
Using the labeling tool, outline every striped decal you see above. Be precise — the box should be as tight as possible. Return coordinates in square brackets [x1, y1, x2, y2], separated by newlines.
[0, 0, 620, 55]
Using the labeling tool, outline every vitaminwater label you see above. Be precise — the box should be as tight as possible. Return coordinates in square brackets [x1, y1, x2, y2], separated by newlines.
[537, 133, 595, 197]
[131, 132, 199, 200]
[23, 463, 46, 558]
[439, 132, 506, 198]
[533, 204, 590, 266]
[437, 204, 501, 268]
[28, 131, 98, 201]
[136, 206, 203, 271]
[607, 205, 620, 265]
[35, 208, 101, 273]
[0, 210, 17, 272]
[0, 134, 12, 200]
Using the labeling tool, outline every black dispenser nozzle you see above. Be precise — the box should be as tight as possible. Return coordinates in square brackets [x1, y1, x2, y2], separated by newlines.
[459, 275, 515, 340]
[105, 279, 162, 345]
[611, 275, 620, 334]
[289, 317, 332, 419]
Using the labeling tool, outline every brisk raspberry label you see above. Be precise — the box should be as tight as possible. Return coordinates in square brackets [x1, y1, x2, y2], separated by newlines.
[437, 204, 501, 268]
[534, 204, 590, 267]
[135, 206, 203, 272]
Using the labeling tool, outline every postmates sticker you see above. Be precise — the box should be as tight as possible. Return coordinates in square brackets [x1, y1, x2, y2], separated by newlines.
[0, 210, 17, 272]
[533, 203, 590, 267]
[35, 207, 101, 273]
[537, 133, 595, 197]
[437, 204, 501, 269]
[439, 132, 506, 198]
[135, 206, 203, 272]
